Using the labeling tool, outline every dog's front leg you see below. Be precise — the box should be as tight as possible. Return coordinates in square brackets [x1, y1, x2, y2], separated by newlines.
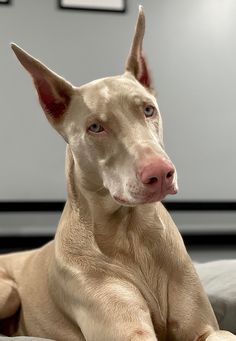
[166, 260, 236, 341]
[204, 331, 236, 341]
[0, 268, 20, 320]
[70, 278, 158, 341]
[195, 330, 236, 341]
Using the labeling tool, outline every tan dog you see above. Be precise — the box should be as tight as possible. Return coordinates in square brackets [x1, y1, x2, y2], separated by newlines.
[0, 6, 235, 341]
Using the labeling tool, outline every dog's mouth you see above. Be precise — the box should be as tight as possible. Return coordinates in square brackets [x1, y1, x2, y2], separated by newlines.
[113, 184, 178, 206]
[113, 196, 134, 206]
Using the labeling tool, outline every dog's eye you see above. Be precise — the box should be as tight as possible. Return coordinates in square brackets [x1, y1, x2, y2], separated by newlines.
[144, 105, 156, 118]
[88, 123, 104, 134]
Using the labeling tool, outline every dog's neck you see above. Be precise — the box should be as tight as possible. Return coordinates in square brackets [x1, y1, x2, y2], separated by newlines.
[65, 145, 122, 221]
[55, 145, 165, 259]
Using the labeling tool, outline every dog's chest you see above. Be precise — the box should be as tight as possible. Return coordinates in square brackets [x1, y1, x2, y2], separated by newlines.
[95, 219, 168, 299]
[114, 223, 169, 334]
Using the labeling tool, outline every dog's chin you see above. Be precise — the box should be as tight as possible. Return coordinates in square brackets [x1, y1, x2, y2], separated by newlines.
[112, 196, 137, 207]
[113, 188, 177, 207]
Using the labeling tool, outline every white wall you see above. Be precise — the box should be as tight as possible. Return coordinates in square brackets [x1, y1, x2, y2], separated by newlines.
[0, 0, 235, 201]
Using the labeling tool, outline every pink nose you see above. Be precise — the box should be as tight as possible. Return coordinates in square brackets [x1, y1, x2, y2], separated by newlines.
[138, 158, 175, 192]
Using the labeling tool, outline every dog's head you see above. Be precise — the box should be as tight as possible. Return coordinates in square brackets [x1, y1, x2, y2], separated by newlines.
[11, 6, 178, 206]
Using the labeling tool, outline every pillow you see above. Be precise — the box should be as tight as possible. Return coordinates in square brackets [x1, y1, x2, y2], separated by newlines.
[195, 259, 236, 333]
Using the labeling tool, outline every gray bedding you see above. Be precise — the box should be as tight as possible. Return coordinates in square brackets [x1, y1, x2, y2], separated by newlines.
[195, 259, 236, 334]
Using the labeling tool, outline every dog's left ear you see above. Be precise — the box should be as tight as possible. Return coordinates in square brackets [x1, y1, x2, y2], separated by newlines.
[11, 43, 74, 139]
[126, 6, 152, 90]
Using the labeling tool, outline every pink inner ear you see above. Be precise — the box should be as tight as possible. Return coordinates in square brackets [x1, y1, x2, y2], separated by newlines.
[34, 78, 70, 119]
[138, 55, 151, 88]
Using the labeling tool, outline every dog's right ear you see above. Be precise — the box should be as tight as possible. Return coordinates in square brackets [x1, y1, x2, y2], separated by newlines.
[126, 6, 153, 90]
[11, 43, 74, 138]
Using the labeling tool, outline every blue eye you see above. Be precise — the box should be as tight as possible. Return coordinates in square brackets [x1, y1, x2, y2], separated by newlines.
[144, 105, 156, 118]
[88, 123, 104, 133]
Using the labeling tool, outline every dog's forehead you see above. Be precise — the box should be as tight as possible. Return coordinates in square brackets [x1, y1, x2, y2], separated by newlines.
[79, 74, 155, 111]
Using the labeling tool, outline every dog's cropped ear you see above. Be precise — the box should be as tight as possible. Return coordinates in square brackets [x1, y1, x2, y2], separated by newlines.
[11, 43, 74, 132]
[126, 6, 152, 90]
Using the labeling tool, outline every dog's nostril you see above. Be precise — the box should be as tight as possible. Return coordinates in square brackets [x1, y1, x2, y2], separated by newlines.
[166, 170, 174, 179]
[147, 177, 158, 185]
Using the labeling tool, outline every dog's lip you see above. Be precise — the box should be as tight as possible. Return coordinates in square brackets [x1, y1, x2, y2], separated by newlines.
[113, 195, 136, 206]
[113, 193, 163, 206]
[166, 184, 178, 195]
[113, 185, 178, 206]
[132, 183, 178, 199]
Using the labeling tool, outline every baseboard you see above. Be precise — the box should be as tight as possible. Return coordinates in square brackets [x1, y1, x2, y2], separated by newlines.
[164, 201, 236, 211]
[0, 233, 235, 254]
[0, 201, 235, 251]
[0, 201, 65, 212]
[0, 201, 236, 212]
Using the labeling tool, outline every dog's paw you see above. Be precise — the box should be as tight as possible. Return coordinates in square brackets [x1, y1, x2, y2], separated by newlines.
[206, 330, 236, 340]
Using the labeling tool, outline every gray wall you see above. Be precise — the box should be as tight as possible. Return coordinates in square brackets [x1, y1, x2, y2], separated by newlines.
[0, 0, 236, 201]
